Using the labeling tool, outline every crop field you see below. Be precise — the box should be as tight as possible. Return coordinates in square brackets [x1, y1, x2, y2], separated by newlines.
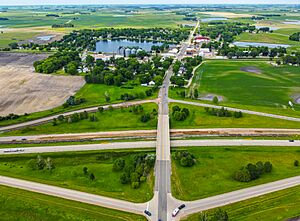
[0, 52, 85, 116]
[185, 60, 300, 117]
[169, 103, 300, 129]
[0, 149, 155, 202]
[183, 185, 300, 221]
[0, 185, 146, 221]
[2, 103, 158, 136]
[171, 146, 300, 201]
[0, 8, 186, 47]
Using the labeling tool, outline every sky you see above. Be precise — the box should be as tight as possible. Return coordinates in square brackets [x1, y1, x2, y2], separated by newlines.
[0, 0, 299, 6]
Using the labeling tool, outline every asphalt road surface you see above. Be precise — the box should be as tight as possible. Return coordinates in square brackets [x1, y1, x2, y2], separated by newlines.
[2, 139, 299, 155]
[0, 175, 147, 215]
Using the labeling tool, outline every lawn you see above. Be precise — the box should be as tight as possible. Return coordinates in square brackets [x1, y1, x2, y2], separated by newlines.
[172, 60, 300, 118]
[0, 84, 157, 127]
[2, 103, 158, 136]
[0, 185, 146, 221]
[171, 146, 300, 201]
[0, 149, 155, 203]
[169, 103, 300, 129]
[183, 185, 300, 221]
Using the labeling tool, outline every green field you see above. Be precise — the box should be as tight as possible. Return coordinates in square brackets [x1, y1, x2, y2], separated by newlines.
[2, 103, 158, 136]
[172, 146, 300, 201]
[183, 185, 300, 221]
[0, 185, 146, 221]
[0, 8, 186, 47]
[169, 103, 300, 129]
[236, 32, 300, 51]
[0, 149, 155, 203]
[174, 60, 300, 118]
[0, 84, 157, 127]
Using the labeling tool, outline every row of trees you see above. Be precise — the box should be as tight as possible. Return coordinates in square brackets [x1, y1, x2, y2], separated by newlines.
[218, 44, 287, 59]
[113, 153, 156, 189]
[276, 52, 300, 66]
[234, 161, 273, 182]
[172, 105, 190, 121]
[52, 111, 98, 125]
[204, 107, 243, 118]
[33, 51, 80, 74]
[0, 113, 20, 122]
[49, 28, 190, 51]
[199, 209, 228, 221]
[173, 150, 196, 167]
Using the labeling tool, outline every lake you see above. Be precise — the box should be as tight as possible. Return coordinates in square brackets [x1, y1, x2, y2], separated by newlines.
[233, 41, 290, 48]
[283, 20, 300, 25]
[201, 17, 228, 22]
[95, 39, 166, 53]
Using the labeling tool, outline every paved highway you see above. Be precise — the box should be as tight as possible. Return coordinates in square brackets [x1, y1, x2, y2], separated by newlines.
[1, 128, 300, 143]
[0, 175, 147, 215]
[176, 175, 300, 220]
[0, 99, 157, 132]
[1, 139, 300, 155]
[170, 99, 300, 122]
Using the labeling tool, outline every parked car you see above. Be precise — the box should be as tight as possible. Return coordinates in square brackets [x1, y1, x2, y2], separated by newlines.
[172, 208, 180, 217]
[144, 210, 151, 216]
[289, 140, 295, 142]
[178, 204, 186, 210]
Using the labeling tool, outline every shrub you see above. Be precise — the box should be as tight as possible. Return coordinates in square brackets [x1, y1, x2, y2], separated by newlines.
[294, 160, 299, 167]
[113, 158, 125, 171]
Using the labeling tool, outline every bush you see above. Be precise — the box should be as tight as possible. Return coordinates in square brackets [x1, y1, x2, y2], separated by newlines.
[294, 160, 299, 167]
[131, 182, 140, 189]
[234, 161, 273, 182]
[113, 158, 125, 171]
[174, 150, 196, 167]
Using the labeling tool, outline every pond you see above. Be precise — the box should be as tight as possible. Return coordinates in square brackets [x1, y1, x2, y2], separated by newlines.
[283, 20, 300, 25]
[36, 35, 55, 41]
[201, 17, 228, 22]
[233, 41, 290, 48]
[95, 39, 167, 53]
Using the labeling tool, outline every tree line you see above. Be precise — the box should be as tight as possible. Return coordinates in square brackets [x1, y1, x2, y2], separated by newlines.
[234, 161, 273, 182]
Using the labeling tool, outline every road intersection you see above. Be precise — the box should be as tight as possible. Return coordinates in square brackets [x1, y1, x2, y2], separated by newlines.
[1, 20, 300, 221]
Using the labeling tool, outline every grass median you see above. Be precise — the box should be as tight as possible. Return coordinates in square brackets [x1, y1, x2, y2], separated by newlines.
[0, 149, 155, 203]
[0, 185, 146, 221]
[171, 146, 300, 201]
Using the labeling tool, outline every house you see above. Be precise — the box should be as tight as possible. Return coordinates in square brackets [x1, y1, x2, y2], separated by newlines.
[149, 81, 155, 86]
[194, 36, 210, 44]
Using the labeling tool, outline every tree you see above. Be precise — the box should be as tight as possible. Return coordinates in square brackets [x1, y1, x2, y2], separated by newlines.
[83, 167, 88, 175]
[85, 55, 95, 67]
[90, 173, 95, 181]
[65, 61, 78, 75]
[199, 212, 209, 221]
[153, 75, 163, 86]
[264, 161, 272, 173]
[294, 160, 299, 167]
[213, 96, 218, 104]
[105, 92, 110, 102]
[113, 158, 125, 171]
[46, 157, 55, 170]
[52, 118, 57, 126]
[131, 181, 140, 189]
[120, 172, 130, 184]
[37, 155, 46, 170]
[193, 88, 199, 99]
[98, 107, 104, 113]
[212, 209, 228, 221]
[234, 167, 251, 182]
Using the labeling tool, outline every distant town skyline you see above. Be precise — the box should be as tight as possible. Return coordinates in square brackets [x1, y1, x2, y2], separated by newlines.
[0, 0, 299, 6]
